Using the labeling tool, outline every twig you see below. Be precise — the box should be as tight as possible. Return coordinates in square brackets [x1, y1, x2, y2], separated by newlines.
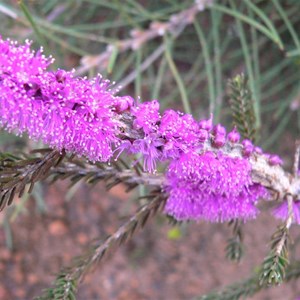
[0, 4, 17, 19]
[0, 150, 63, 210]
[52, 162, 164, 187]
[293, 140, 300, 177]
[75, 1, 213, 76]
[115, 44, 165, 90]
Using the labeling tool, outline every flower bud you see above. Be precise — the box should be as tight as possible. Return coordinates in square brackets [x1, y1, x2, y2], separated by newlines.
[213, 133, 226, 148]
[227, 127, 240, 143]
[242, 139, 254, 157]
[254, 146, 263, 155]
[199, 129, 209, 142]
[212, 124, 226, 137]
[268, 154, 283, 166]
[115, 96, 134, 113]
[199, 114, 213, 131]
[55, 69, 67, 83]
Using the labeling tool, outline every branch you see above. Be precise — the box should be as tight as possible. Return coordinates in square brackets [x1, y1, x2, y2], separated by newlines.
[117, 112, 295, 201]
[258, 194, 293, 286]
[0, 147, 164, 211]
[75, 0, 213, 76]
[51, 159, 164, 190]
[0, 104, 297, 213]
[293, 140, 300, 177]
[0, 149, 64, 210]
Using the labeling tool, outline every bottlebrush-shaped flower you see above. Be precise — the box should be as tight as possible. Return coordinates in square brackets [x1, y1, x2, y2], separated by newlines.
[164, 151, 268, 222]
[0, 37, 130, 162]
[0, 37, 282, 223]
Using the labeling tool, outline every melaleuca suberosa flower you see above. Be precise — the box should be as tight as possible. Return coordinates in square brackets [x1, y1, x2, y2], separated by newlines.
[0, 37, 292, 223]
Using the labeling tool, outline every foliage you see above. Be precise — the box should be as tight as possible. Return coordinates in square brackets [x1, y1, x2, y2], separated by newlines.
[0, 150, 63, 210]
[259, 225, 290, 286]
[228, 74, 257, 142]
[225, 220, 244, 263]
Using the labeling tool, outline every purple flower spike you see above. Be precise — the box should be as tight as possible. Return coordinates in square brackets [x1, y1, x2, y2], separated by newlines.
[268, 154, 283, 166]
[164, 151, 268, 222]
[0, 37, 128, 162]
[0, 38, 52, 76]
[227, 127, 240, 143]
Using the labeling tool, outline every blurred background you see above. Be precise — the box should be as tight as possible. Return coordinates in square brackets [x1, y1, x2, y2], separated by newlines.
[0, 0, 300, 299]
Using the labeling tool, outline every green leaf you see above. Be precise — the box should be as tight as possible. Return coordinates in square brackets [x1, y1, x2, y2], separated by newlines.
[228, 74, 257, 141]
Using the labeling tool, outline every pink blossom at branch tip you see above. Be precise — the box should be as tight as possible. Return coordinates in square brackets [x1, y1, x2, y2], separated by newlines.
[273, 200, 300, 224]
[212, 124, 226, 148]
[0, 36, 131, 162]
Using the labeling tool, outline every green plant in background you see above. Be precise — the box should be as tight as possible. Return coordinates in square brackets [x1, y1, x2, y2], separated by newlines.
[1, 0, 300, 299]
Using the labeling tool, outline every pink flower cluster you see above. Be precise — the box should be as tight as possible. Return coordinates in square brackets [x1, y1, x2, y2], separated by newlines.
[164, 151, 267, 222]
[0, 37, 131, 162]
[0, 37, 284, 222]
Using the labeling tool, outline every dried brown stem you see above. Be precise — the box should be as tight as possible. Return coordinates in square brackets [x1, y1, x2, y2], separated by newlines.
[75, 1, 213, 76]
